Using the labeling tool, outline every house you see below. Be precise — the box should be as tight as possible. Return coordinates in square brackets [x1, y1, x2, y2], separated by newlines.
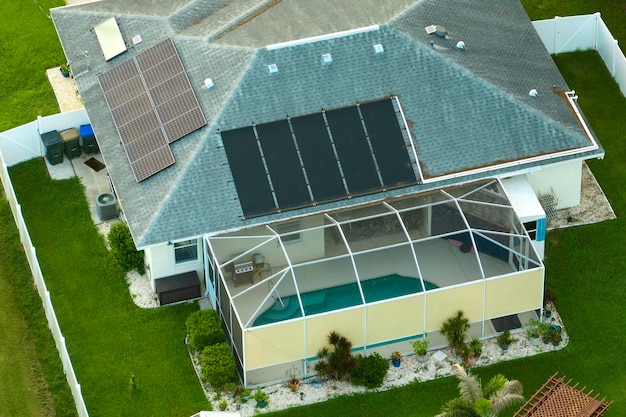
[51, 0, 603, 386]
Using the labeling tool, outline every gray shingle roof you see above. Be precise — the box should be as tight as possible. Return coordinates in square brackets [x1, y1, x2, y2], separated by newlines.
[51, 0, 603, 248]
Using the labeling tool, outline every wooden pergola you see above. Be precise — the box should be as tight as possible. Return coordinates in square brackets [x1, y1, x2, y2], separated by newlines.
[514, 373, 612, 417]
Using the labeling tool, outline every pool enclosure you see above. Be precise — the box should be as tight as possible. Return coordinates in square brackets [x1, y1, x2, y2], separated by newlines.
[204, 179, 544, 386]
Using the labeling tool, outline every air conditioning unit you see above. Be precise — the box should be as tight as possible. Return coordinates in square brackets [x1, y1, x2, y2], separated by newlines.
[96, 193, 119, 221]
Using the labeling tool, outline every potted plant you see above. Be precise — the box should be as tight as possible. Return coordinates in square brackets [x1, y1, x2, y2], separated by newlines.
[412, 339, 429, 363]
[60, 63, 71, 77]
[546, 324, 562, 346]
[286, 366, 300, 392]
[390, 351, 402, 367]
[253, 388, 269, 408]
[497, 329, 516, 351]
[239, 388, 251, 402]
[223, 381, 237, 398]
[525, 318, 542, 346]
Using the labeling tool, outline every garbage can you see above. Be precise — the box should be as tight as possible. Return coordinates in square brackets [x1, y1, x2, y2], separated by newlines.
[40, 130, 64, 165]
[80, 124, 99, 154]
[60, 128, 81, 159]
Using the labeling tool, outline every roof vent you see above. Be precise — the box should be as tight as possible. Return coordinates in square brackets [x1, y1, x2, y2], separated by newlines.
[268, 63, 278, 74]
[373, 43, 384, 54]
[425, 24, 448, 37]
[456, 41, 465, 49]
[204, 78, 214, 89]
[529, 89, 538, 97]
[321, 53, 332, 65]
[132, 34, 142, 46]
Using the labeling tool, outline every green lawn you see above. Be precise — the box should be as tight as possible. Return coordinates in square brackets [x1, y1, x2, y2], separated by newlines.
[0, 0, 66, 131]
[8, 161, 209, 417]
[1, 1, 625, 416]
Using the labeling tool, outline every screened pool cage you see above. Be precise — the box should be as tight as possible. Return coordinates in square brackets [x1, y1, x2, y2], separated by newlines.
[204, 179, 545, 386]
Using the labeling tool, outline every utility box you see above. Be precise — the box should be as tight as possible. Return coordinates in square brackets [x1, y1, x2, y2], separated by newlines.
[60, 128, 81, 159]
[40, 130, 64, 165]
[80, 124, 99, 154]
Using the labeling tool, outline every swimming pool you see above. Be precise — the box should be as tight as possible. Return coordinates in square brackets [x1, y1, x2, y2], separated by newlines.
[253, 274, 438, 326]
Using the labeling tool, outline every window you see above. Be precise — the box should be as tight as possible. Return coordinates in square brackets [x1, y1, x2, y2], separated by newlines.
[277, 221, 301, 244]
[523, 221, 537, 240]
[174, 239, 198, 264]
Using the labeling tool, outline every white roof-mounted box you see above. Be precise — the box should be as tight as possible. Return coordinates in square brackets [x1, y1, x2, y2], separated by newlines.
[94, 17, 127, 61]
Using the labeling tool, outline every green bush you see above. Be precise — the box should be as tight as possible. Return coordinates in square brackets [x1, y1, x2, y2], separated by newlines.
[201, 343, 238, 390]
[107, 221, 145, 274]
[186, 310, 224, 352]
[350, 352, 389, 388]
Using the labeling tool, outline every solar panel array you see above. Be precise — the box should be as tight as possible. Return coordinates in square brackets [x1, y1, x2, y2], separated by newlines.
[99, 38, 207, 182]
[221, 98, 418, 218]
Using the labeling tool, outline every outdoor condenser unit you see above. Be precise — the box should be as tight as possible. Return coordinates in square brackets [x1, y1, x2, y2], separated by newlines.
[96, 193, 119, 221]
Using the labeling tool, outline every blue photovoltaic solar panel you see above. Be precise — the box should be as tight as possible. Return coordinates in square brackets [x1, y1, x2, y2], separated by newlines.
[326, 106, 381, 195]
[256, 120, 312, 209]
[291, 113, 346, 202]
[222, 98, 417, 218]
[221, 127, 276, 217]
[360, 99, 416, 188]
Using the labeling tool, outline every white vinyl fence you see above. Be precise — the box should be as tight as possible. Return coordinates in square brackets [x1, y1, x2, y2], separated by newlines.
[0, 13, 624, 417]
[533, 12, 626, 97]
[0, 109, 90, 417]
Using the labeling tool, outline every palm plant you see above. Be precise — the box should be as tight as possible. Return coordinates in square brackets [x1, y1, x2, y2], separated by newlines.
[436, 364, 524, 417]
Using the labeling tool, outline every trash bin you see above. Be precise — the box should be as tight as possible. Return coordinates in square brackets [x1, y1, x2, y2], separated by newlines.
[80, 124, 99, 154]
[40, 130, 64, 165]
[60, 128, 81, 159]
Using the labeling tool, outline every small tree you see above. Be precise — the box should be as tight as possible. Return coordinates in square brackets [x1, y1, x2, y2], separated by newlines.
[314, 331, 356, 381]
[108, 221, 145, 274]
[186, 309, 224, 352]
[440, 310, 471, 353]
[436, 364, 524, 417]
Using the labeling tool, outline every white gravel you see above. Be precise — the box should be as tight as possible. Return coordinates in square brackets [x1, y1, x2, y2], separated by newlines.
[189, 302, 566, 416]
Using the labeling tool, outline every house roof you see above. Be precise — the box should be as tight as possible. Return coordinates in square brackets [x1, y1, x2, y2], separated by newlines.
[51, 0, 603, 248]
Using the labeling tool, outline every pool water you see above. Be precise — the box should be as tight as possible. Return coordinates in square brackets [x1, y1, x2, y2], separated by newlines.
[253, 274, 437, 326]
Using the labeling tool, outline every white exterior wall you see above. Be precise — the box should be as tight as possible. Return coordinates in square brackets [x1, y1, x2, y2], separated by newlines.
[145, 242, 204, 289]
[526, 159, 582, 209]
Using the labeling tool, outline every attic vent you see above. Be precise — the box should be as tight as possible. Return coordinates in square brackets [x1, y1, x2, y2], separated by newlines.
[373, 43, 384, 54]
[425, 24, 447, 37]
[321, 53, 332, 65]
[529, 89, 538, 97]
[268, 63, 278, 74]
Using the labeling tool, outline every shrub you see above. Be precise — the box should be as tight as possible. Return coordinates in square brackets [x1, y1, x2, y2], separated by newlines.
[201, 343, 238, 390]
[350, 352, 389, 388]
[186, 310, 224, 352]
[314, 331, 356, 381]
[440, 310, 470, 352]
[107, 221, 145, 274]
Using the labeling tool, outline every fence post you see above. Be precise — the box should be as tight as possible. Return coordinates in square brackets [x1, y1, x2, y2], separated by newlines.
[553, 16, 560, 54]
[613, 39, 619, 76]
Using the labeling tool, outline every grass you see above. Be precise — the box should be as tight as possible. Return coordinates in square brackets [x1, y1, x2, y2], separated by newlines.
[0, 184, 76, 417]
[8, 160, 209, 417]
[0, 0, 66, 131]
[1, 1, 625, 417]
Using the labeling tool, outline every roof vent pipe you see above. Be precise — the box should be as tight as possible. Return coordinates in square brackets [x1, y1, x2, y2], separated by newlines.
[529, 89, 538, 97]
[456, 41, 465, 49]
